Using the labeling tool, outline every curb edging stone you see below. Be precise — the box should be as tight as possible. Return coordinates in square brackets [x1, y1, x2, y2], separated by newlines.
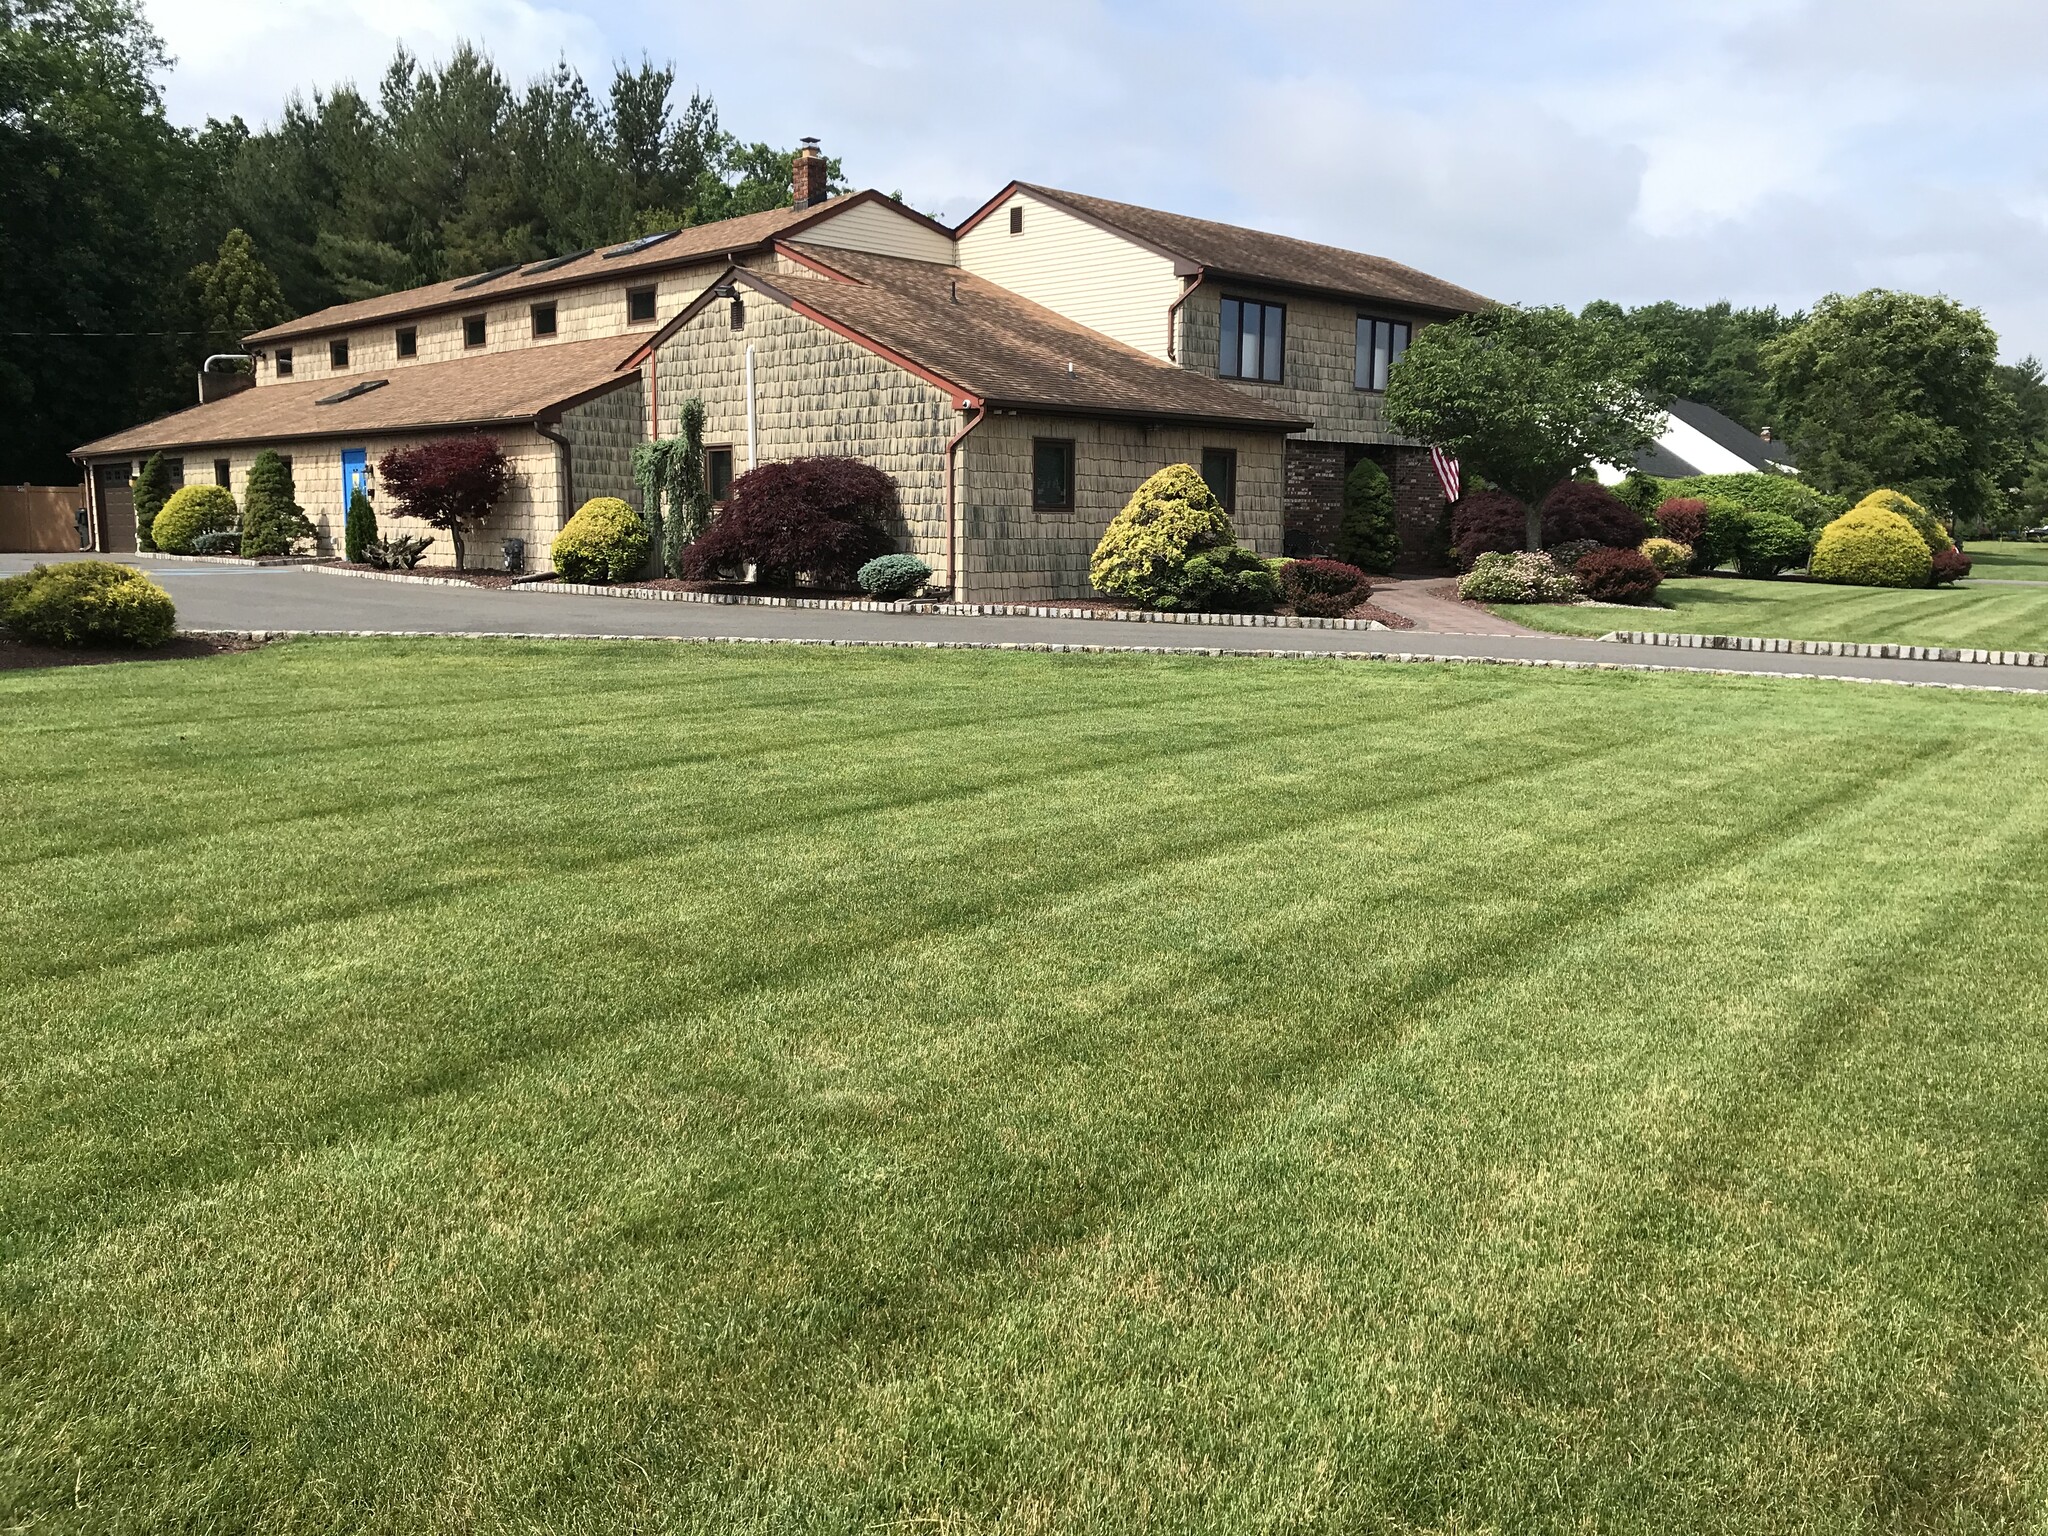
[1603, 629, 2048, 669]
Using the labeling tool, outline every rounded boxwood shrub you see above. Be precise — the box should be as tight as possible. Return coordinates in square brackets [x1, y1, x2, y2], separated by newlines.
[1281, 557, 1371, 618]
[1638, 537, 1693, 576]
[1449, 490, 1529, 570]
[552, 496, 650, 583]
[857, 553, 932, 600]
[1182, 546, 1282, 612]
[150, 484, 238, 554]
[1733, 511, 1811, 579]
[1809, 506, 1933, 588]
[0, 561, 175, 647]
[1853, 489, 1951, 553]
[1929, 546, 1972, 586]
[1457, 550, 1578, 604]
[1089, 463, 1236, 608]
[1541, 480, 1647, 549]
[1574, 547, 1663, 605]
[1335, 456, 1401, 573]
[684, 456, 896, 588]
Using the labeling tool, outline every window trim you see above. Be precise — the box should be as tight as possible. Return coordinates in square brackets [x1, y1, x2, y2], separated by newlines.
[626, 286, 658, 325]
[705, 446, 735, 506]
[1031, 437, 1076, 512]
[530, 301, 557, 338]
[275, 347, 294, 378]
[1354, 314, 1413, 393]
[328, 338, 348, 370]
[462, 314, 487, 349]
[1200, 447, 1238, 513]
[1217, 296, 1286, 384]
[395, 326, 417, 359]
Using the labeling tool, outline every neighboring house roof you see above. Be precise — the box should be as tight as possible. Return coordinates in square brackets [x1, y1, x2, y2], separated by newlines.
[242, 192, 948, 347]
[1629, 439, 1703, 478]
[634, 244, 1312, 433]
[1664, 398, 1797, 472]
[958, 182, 1493, 316]
[72, 334, 644, 457]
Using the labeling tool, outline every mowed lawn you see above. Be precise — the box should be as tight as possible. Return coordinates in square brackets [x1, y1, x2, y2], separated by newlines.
[1965, 540, 2048, 578]
[1498, 573, 2048, 650]
[6, 640, 2048, 1534]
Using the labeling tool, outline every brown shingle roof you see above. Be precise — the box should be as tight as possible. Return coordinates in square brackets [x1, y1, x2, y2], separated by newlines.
[73, 334, 642, 458]
[729, 246, 1309, 431]
[1011, 185, 1492, 315]
[242, 192, 940, 346]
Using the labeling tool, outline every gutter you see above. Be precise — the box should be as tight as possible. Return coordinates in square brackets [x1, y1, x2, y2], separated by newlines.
[535, 417, 574, 527]
[1166, 270, 1206, 362]
[943, 401, 986, 600]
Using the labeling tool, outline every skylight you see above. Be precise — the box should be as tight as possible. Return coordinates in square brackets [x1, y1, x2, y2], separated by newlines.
[602, 230, 679, 259]
[316, 379, 389, 406]
[451, 263, 522, 292]
[522, 249, 594, 275]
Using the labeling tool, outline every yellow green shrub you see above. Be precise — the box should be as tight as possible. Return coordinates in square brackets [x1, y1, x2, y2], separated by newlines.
[1638, 537, 1693, 576]
[0, 561, 175, 647]
[1810, 506, 1933, 588]
[1853, 489, 1950, 553]
[552, 496, 650, 584]
[1088, 464, 1235, 608]
[150, 484, 238, 554]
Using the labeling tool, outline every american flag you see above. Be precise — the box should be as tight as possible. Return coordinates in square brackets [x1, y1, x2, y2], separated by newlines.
[1429, 446, 1462, 503]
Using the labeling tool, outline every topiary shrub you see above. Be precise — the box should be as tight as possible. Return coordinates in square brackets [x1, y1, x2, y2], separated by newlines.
[1853, 489, 1951, 553]
[131, 452, 174, 552]
[1929, 546, 1973, 586]
[1542, 480, 1647, 549]
[1639, 537, 1693, 576]
[1809, 506, 1933, 588]
[684, 456, 896, 588]
[1733, 511, 1811, 579]
[1449, 490, 1529, 570]
[149, 484, 238, 554]
[1457, 550, 1579, 604]
[1574, 547, 1664, 605]
[552, 496, 651, 583]
[1089, 463, 1236, 608]
[0, 561, 175, 647]
[1182, 546, 1282, 612]
[239, 450, 314, 556]
[857, 553, 932, 600]
[344, 486, 377, 564]
[1281, 557, 1371, 618]
[1335, 457, 1400, 573]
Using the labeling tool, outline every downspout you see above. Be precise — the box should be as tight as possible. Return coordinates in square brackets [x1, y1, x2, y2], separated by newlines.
[943, 402, 986, 600]
[1166, 271, 1206, 362]
[535, 416, 574, 528]
[744, 343, 758, 470]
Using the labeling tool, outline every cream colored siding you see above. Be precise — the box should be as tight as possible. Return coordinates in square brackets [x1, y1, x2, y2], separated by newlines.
[796, 200, 956, 264]
[955, 190, 1185, 361]
[1179, 286, 1431, 446]
[959, 414, 1285, 603]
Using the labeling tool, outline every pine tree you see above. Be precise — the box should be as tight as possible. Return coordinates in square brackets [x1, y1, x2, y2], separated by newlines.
[190, 229, 289, 348]
[131, 452, 174, 551]
[344, 486, 377, 563]
[1335, 457, 1402, 573]
[239, 448, 314, 556]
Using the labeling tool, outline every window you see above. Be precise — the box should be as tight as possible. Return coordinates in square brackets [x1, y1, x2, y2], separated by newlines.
[213, 458, 231, 488]
[1200, 448, 1238, 513]
[1032, 438, 1075, 511]
[1009, 205, 1024, 235]
[1355, 315, 1412, 392]
[627, 286, 657, 325]
[463, 314, 486, 348]
[531, 301, 557, 337]
[278, 454, 291, 476]
[706, 447, 734, 505]
[276, 347, 293, 378]
[329, 338, 348, 370]
[1218, 297, 1285, 382]
[395, 326, 417, 358]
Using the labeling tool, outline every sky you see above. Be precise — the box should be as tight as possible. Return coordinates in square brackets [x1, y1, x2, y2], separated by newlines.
[142, 0, 2048, 359]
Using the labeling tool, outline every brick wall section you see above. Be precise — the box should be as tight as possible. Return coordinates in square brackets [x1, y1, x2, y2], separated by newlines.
[1282, 441, 1346, 556]
[1388, 446, 1449, 571]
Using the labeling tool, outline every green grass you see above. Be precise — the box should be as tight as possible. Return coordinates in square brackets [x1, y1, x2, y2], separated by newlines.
[1963, 540, 2048, 578]
[1498, 574, 2048, 650]
[7, 638, 2048, 1533]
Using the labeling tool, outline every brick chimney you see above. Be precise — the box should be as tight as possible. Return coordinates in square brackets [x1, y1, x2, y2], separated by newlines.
[792, 138, 829, 209]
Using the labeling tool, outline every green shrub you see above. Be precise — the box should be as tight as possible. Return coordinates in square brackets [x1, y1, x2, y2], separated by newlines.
[1181, 546, 1282, 612]
[1809, 506, 1933, 588]
[1089, 464, 1236, 608]
[552, 496, 650, 584]
[131, 452, 173, 552]
[1457, 551, 1578, 604]
[857, 554, 932, 600]
[1638, 537, 1693, 576]
[0, 561, 175, 647]
[189, 530, 241, 556]
[239, 449, 314, 557]
[1734, 511, 1811, 579]
[1613, 472, 1663, 519]
[149, 484, 238, 554]
[344, 487, 377, 564]
[1335, 457, 1400, 573]
[1642, 473, 1846, 532]
[1853, 489, 1950, 553]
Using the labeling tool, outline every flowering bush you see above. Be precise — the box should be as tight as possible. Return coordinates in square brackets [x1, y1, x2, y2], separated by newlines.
[1457, 550, 1579, 604]
[1638, 537, 1693, 576]
[1573, 547, 1664, 605]
[684, 457, 898, 588]
[1280, 557, 1371, 617]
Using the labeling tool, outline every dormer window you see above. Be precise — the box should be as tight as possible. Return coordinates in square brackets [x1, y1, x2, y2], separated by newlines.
[329, 338, 349, 370]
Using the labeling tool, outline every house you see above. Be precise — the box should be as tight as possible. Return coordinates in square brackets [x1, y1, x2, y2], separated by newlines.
[1596, 398, 1798, 485]
[72, 145, 1491, 599]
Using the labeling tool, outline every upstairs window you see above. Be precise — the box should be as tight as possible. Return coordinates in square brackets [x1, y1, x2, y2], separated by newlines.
[463, 314, 487, 348]
[1355, 316, 1412, 392]
[329, 338, 348, 370]
[1033, 438, 1075, 511]
[706, 447, 734, 504]
[1200, 447, 1237, 513]
[531, 301, 557, 337]
[627, 286, 657, 325]
[396, 326, 417, 358]
[1219, 298, 1284, 383]
[276, 347, 294, 378]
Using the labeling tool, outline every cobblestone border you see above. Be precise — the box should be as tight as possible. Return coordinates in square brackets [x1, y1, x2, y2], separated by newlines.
[177, 628, 2048, 695]
[1602, 629, 2048, 668]
[125, 551, 327, 568]
[308, 562, 1393, 631]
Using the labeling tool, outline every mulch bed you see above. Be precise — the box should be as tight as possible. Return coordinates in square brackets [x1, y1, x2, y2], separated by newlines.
[333, 564, 521, 589]
[0, 634, 266, 672]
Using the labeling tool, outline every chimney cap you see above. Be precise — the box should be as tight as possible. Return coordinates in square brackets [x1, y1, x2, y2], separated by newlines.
[799, 136, 822, 151]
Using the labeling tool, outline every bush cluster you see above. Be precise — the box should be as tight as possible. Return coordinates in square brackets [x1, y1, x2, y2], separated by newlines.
[857, 554, 932, 600]
[1573, 547, 1664, 605]
[1640, 473, 1847, 532]
[1280, 557, 1371, 618]
[0, 561, 176, 647]
[1638, 537, 1693, 576]
[552, 496, 650, 584]
[1810, 506, 1933, 588]
[684, 456, 897, 588]
[1457, 550, 1579, 604]
[150, 484, 238, 554]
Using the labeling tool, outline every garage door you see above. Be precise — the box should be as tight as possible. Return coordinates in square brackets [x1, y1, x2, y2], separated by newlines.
[93, 463, 136, 552]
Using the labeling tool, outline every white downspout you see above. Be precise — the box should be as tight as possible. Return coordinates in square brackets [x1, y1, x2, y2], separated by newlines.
[745, 344, 758, 470]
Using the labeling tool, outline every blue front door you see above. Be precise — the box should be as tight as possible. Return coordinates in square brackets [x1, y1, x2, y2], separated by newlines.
[340, 449, 369, 553]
